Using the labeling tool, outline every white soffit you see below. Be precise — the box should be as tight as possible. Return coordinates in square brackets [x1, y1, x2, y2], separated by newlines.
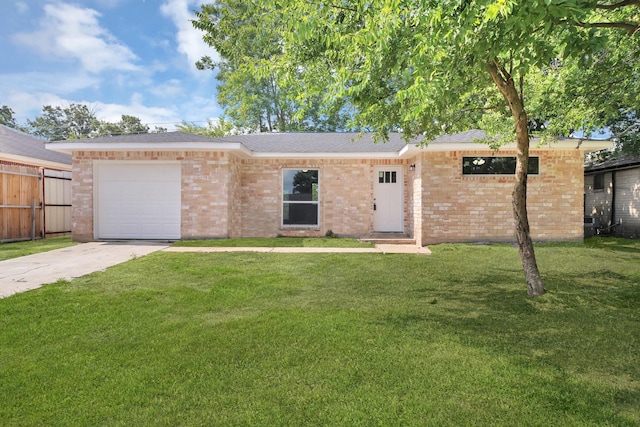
[46, 137, 613, 159]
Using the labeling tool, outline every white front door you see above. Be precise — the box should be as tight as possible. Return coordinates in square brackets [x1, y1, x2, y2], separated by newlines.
[373, 166, 404, 232]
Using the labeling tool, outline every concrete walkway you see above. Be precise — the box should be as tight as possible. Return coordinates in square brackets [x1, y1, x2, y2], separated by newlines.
[0, 241, 169, 298]
[0, 242, 430, 298]
[164, 244, 432, 255]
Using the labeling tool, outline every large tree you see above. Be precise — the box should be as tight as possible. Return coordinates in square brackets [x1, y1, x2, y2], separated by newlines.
[264, 0, 639, 296]
[192, 0, 354, 132]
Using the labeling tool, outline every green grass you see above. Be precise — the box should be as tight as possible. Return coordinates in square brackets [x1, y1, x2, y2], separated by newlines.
[1, 237, 639, 426]
[0, 236, 75, 261]
[173, 237, 375, 248]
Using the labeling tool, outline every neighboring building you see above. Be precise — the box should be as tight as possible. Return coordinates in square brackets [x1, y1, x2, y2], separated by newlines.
[584, 156, 640, 238]
[47, 130, 610, 244]
[0, 125, 72, 241]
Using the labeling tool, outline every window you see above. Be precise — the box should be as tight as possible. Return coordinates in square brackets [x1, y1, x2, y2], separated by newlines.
[593, 173, 605, 191]
[378, 170, 397, 183]
[462, 156, 539, 175]
[282, 169, 319, 226]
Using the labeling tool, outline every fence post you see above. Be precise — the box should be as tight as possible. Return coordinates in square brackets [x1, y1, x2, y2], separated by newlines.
[32, 198, 36, 241]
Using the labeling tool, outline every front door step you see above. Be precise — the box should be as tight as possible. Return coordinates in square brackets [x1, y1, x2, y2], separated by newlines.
[361, 232, 415, 245]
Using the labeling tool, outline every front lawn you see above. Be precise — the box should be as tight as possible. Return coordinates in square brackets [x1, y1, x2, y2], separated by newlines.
[1, 238, 638, 425]
[0, 236, 75, 262]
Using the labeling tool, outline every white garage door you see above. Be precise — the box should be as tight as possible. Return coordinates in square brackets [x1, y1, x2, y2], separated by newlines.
[96, 162, 181, 239]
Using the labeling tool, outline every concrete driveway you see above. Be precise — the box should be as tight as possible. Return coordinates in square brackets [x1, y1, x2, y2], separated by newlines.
[0, 241, 169, 298]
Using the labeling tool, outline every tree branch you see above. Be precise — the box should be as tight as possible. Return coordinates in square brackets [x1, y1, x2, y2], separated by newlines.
[573, 20, 640, 34]
[492, 58, 512, 84]
[594, 0, 640, 10]
[460, 104, 505, 112]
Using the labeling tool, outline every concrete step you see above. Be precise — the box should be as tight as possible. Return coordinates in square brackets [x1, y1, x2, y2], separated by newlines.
[360, 233, 416, 245]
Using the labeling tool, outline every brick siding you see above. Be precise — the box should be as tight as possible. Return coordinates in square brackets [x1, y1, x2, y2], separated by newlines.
[419, 149, 584, 244]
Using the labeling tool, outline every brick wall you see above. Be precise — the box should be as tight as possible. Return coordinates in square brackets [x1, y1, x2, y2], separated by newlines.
[70, 148, 584, 244]
[419, 149, 584, 244]
[71, 156, 94, 242]
[70, 150, 235, 241]
[239, 159, 392, 237]
[180, 151, 232, 239]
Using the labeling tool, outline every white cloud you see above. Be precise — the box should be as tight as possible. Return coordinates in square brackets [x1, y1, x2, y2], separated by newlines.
[94, 93, 180, 129]
[13, 2, 139, 74]
[149, 79, 184, 98]
[160, 0, 218, 72]
[6, 92, 69, 122]
[0, 71, 102, 120]
[1, 71, 101, 96]
[15, 2, 29, 14]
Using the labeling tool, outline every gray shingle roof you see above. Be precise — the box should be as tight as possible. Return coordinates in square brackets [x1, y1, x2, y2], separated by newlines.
[585, 156, 640, 173]
[43, 129, 609, 157]
[0, 125, 71, 165]
[48, 131, 426, 153]
[431, 129, 486, 143]
[216, 132, 422, 152]
[49, 131, 222, 144]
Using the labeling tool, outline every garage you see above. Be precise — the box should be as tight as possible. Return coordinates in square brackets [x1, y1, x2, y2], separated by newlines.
[95, 162, 181, 239]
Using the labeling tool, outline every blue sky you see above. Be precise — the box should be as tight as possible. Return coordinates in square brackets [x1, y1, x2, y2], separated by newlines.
[0, 0, 221, 130]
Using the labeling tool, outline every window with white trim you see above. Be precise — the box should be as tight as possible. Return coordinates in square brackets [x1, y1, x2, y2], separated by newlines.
[282, 169, 319, 226]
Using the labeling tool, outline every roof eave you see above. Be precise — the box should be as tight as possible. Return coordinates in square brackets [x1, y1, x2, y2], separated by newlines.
[46, 142, 253, 157]
[0, 152, 72, 170]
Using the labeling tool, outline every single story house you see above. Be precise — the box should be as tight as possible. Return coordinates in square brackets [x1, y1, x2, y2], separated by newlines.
[1, 124, 72, 241]
[584, 156, 640, 238]
[47, 130, 610, 245]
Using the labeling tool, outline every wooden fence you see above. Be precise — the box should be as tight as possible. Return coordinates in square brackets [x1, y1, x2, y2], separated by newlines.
[0, 161, 71, 242]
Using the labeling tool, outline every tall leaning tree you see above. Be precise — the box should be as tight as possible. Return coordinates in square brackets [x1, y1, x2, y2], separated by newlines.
[262, 0, 639, 297]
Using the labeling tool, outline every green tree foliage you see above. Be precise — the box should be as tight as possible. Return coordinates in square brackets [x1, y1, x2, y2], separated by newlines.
[611, 111, 640, 156]
[1, 105, 17, 128]
[176, 118, 234, 137]
[24, 104, 165, 140]
[27, 104, 100, 140]
[266, 0, 639, 296]
[192, 0, 354, 132]
[97, 114, 150, 136]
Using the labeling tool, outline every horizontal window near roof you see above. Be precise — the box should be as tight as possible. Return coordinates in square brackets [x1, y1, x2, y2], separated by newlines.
[462, 156, 539, 175]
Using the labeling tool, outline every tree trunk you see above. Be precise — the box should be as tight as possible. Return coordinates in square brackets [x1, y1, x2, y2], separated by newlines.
[486, 59, 546, 297]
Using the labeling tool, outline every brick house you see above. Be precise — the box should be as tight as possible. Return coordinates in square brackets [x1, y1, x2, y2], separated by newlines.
[584, 156, 640, 238]
[47, 130, 610, 244]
